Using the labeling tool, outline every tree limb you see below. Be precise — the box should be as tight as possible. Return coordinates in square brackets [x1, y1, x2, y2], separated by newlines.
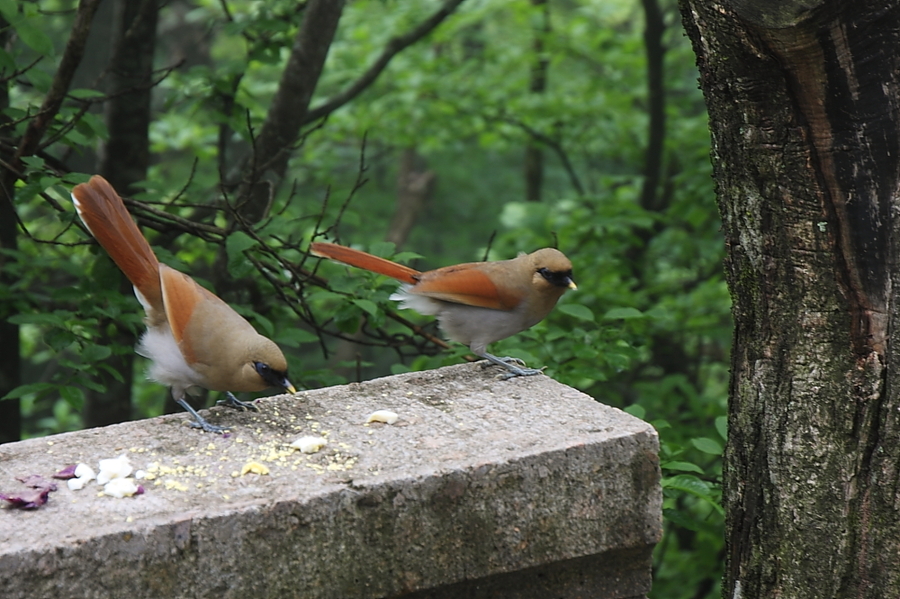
[303, 0, 468, 125]
[12, 0, 102, 168]
[233, 0, 345, 222]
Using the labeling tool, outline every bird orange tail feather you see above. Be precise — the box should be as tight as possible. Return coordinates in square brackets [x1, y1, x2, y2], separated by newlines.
[310, 242, 420, 284]
[72, 176, 162, 309]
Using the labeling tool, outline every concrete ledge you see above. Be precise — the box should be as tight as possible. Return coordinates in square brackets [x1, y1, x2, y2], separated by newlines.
[0, 363, 661, 598]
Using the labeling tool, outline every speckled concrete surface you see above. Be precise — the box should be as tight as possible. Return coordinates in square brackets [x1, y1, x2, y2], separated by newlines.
[0, 363, 660, 599]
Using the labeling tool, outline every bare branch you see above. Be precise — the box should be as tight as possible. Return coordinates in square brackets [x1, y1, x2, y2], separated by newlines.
[303, 0, 467, 125]
[496, 113, 585, 196]
[233, 0, 345, 222]
[13, 0, 102, 166]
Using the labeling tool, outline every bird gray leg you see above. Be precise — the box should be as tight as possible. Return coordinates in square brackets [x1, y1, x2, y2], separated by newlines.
[216, 391, 259, 412]
[479, 352, 545, 379]
[175, 397, 229, 433]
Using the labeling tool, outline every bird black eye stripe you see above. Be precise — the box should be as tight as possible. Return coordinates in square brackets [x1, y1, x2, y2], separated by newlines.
[538, 268, 574, 287]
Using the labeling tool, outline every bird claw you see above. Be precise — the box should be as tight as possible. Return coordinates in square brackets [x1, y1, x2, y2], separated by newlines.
[217, 392, 260, 412]
[479, 352, 545, 379]
[176, 397, 231, 434]
[188, 419, 230, 434]
[496, 366, 546, 380]
[479, 356, 527, 369]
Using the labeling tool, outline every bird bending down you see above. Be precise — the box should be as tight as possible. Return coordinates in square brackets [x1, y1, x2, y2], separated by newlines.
[72, 175, 295, 433]
[310, 242, 576, 378]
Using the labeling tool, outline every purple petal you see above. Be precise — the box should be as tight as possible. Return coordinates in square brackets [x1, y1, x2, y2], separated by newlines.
[1, 475, 59, 509]
[0, 487, 54, 509]
[16, 475, 57, 491]
[52, 465, 78, 480]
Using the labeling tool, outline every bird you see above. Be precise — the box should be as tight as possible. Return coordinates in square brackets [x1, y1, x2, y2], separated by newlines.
[71, 175, 295, 433]
[310, 241, 576, 378]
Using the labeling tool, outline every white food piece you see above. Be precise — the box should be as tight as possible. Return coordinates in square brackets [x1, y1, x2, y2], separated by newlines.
[103, 477, 140, 498]
[74, 463, 96, 481]
[366, 410, 399, 425]
[66, 463, 97, 491]
[67, 477, 90, 491]
[96, 454, 133, 485]
[290, 436, 328, 454]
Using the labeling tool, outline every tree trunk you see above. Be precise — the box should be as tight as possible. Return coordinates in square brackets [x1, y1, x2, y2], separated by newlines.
[233, 0, 344, 223]
[83, 0, 158, 428]
[0, 0, 101, 441]
[680, 1, 900, 597]
[387, 148, 435, 248]
[331, 148, 435, 381]
[0, 17, 19, 443]
[639, 0, 665, 212]
[524, 0, 549, 203]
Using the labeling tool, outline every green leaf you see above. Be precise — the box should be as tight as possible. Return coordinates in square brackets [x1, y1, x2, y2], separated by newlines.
[253, 312, 274, 336]
[352, 298, 379, 317]
[557, 303, 595, 322]
[0, 0, 17, 22]
[393, 251, 423, 263]
[662, 461, 705, 475]
[13, 16, 54, 56]
[368, 241, 396, 257]
[225, 231, 256, 276]
[691, 437, 723, 456]
[623, 403, 645, 419]
[69, 88, 106, 99]
[663, 507, 703, 531]
[59, 385, 85, 410]
[82, 344, 112, 362]
[0, 47, 14, 75]
[715, 415, 728, 441]
[7, 312, 68, 327]
[602, 307, 645, 320]
[663, 474, 710, 496]
[2, 382, 55, 400]
[275, 328, 318, 347]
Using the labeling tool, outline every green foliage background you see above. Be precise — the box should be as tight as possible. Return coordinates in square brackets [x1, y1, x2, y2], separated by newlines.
[1, 1, 728, 597]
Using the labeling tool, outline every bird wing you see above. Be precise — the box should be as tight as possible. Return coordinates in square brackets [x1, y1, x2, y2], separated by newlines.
[411, 265, 523, 311]
[71, 176, 163, 313]
[310, 242, 420, 284]
[158, 265, 206, 365]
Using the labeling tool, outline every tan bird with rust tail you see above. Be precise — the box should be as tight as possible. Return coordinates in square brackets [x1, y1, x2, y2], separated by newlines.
[72, 175, 295, 433]
[310, 242, 576, 378]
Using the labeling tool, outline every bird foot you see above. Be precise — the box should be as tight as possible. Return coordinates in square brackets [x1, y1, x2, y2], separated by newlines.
[176, 397, 231, 434]
[479, 355, 527, 368]
[496, 365, 546, 380]
[188, 419, 230, 434]
[216, 392, 260, 412]
[479, 353, 545, 379]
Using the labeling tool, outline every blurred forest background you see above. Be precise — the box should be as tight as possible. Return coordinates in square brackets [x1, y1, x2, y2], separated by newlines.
[0, 0, 728, 597]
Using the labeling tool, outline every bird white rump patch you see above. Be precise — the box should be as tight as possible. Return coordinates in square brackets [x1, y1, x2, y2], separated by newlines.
[137, 325, 205, 390]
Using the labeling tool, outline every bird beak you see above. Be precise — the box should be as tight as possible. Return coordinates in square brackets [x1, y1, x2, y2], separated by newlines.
[568, 279, 578, 290]
[284, 379, 297, 394]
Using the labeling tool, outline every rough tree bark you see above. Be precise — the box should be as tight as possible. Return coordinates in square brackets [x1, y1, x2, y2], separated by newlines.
[233, 0, 345, 223]
[82, 0, 159, 428]
[0, 18, 19, 443]
[230, 0, 467, 223]
[0, 0, 102, 442]
[639, 0, 666, 213]
[524, 0, 549, 203]
[679, 1, 900, 597]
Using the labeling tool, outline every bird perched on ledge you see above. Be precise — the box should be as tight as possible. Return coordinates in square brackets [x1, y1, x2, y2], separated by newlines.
[310, 241, 576, 378]
[71, 175, 295, 433]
